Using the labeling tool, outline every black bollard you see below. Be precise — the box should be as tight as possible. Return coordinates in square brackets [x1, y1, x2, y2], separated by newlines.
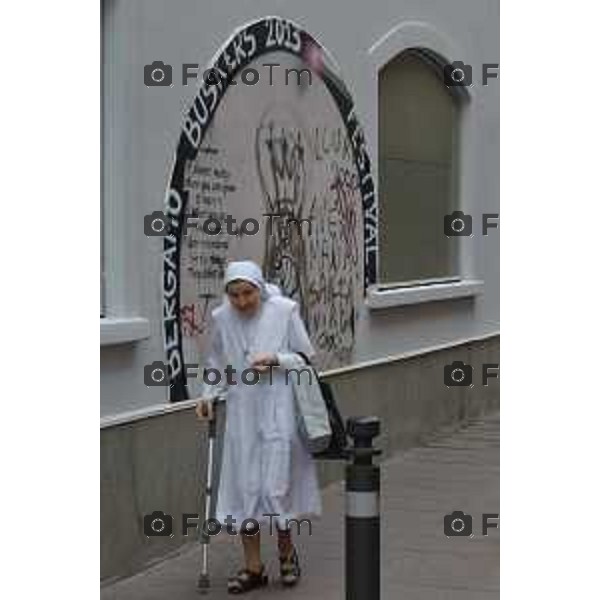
[345, 416, 381, 600]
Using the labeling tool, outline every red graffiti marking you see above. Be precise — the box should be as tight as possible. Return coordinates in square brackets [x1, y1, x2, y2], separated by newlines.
[181, 304, 202, 337]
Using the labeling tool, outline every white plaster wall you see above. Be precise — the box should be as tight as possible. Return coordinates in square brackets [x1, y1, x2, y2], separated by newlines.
[100, 0, 499, 417]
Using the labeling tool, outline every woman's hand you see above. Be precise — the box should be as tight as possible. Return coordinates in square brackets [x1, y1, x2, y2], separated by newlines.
[194, 398, 214, 421]
[249, 352, 278, 373]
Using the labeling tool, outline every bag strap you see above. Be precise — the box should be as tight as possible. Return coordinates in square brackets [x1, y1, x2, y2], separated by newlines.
[296, 351, 312, 366]
[296, 352, 326, 388]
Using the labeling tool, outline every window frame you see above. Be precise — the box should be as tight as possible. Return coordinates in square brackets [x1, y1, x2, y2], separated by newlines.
[367, 29, 483, 309]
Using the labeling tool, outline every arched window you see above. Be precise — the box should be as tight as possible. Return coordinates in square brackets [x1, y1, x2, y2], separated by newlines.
[378, 48, 466, 284]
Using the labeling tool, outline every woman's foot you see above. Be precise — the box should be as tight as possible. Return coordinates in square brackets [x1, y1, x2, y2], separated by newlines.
[279, 546, 301, 587]
[227, 564, 268, 594]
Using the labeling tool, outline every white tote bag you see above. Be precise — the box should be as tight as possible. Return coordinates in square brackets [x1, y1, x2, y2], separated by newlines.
[278, 353, 332, 453]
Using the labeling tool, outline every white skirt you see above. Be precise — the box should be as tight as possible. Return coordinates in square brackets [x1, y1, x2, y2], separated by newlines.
[214, 377, 322, 532]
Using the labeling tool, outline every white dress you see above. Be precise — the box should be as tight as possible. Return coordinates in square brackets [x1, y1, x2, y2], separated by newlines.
[202, 293, 322, 531]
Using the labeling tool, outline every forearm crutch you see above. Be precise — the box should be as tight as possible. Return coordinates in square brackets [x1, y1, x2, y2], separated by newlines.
[197, 398, 220, 593]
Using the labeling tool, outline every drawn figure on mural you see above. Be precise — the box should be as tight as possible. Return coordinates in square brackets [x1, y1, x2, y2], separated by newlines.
[256, 105, 362, 369]
[256, 109, 309, 310]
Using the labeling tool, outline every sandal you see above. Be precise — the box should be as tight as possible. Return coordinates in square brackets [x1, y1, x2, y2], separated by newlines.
[279, 546, 301, 587]
[227, 565, 268, 594]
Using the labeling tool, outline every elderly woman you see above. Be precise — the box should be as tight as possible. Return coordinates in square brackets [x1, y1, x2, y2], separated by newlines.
[195, 260, 322, 594]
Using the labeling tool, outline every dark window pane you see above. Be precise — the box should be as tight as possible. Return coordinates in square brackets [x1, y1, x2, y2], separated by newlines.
[378, 50, 460, 283]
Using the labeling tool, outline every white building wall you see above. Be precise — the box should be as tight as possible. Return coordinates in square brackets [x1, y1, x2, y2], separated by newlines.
[100, 0, 499, 418]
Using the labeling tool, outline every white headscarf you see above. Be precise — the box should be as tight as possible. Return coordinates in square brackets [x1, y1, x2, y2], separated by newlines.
[223, 260, 281, 300]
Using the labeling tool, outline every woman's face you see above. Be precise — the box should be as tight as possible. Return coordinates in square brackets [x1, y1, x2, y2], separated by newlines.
[226, 280, 261, 317]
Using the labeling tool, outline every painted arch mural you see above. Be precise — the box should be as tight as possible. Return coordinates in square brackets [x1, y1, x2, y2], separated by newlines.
[163, 17, 377, 401]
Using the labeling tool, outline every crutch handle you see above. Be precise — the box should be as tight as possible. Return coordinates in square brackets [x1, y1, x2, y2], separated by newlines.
[194, 396, 216, 422]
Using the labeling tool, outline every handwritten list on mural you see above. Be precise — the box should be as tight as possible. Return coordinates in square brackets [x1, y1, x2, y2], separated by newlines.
[181, 146, 236, 340]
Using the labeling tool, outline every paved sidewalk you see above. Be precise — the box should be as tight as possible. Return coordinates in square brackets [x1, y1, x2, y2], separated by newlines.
[102, 414, 499, 600]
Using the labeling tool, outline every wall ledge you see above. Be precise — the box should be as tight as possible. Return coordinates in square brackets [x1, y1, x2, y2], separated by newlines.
[366, 279, 484, 309]
[100, 317, 150, 346]
[100, 331, 499, 428]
